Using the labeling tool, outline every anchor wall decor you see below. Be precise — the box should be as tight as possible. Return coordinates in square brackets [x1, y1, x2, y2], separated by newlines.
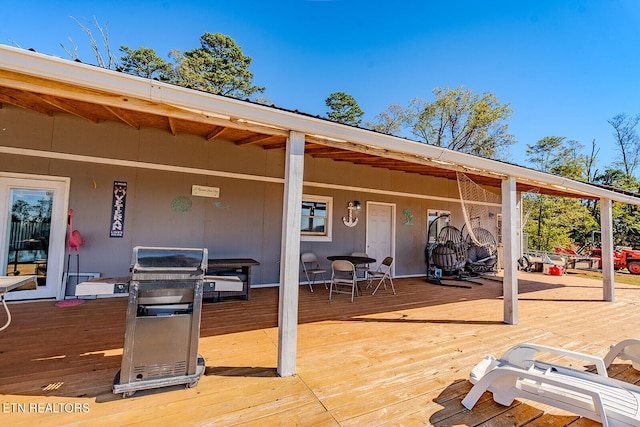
[342, 201, 361, 227]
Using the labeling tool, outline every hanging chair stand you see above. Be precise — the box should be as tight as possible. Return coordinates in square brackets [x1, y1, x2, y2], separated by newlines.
[425, 215, 482, 288]
[461, 224, 503, 283]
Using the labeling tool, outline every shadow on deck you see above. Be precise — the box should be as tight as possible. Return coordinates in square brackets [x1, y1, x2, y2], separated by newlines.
[1, 272, 639, 425]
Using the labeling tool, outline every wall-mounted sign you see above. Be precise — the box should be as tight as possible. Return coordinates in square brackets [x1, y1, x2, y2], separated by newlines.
[110, 181, 127, 238]
[192, 185, 220, 198]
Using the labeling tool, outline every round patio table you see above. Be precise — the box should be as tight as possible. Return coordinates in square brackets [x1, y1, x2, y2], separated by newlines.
[327, 255, 376, 265]
[326, 256, 376, 292]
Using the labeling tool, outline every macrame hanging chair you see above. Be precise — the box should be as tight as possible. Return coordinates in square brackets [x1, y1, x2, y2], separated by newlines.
[456, 172, 501, 247]
[456, 171, 503, 280]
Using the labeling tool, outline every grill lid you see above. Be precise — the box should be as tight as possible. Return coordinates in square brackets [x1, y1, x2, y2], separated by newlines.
[130, 247, 208, 278]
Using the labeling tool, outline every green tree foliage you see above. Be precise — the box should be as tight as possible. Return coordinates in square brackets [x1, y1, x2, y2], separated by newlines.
[525, 136, 586, 179]
[525, 136, 597, 251]
[612, 204, 640, 248]
[119, 46, 172, 79]
[172, 33, 264, 98]
[325, 92, 364, 126]
[404, 86, 515, 160]
[522, 132, 640, 252]
[63, 25, 265, 100]
[593, 168, 638, 191]
[365, 104, 405, 136]
[525, 195, 599, 252]
[592, 164, 640, 248]
[593, 169, 640, 248]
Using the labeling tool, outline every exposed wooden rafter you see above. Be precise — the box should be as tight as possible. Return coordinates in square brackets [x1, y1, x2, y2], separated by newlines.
[168, 117, 178, 136]
[0, 69, 289, 138]
[38, 93, 100, 123]
[260, 140, 287, 150]
[104, 106, 140, 130]
[306, 134, 484, 179]
[236, 134, 278, 146]
[206, 126, 226, 140]
[0, 92, 53, 116]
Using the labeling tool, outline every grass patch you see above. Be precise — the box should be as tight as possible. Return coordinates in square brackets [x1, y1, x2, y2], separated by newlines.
[566, 268, 640, 286]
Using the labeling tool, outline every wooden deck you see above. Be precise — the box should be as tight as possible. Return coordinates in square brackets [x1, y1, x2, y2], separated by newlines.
[2, 272, 640, 426]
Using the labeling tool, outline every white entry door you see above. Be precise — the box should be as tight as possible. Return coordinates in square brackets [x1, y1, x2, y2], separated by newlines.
[366, 202, 395, 273]
[0, 174, 69, 300]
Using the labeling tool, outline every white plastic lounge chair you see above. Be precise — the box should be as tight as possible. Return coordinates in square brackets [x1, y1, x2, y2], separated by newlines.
[604, 339, 640, 371]
[462, 343, 640, 426]
[494, 339, 640, 374]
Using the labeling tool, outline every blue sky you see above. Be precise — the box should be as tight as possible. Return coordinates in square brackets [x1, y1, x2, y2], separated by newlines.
[2, 1, 639, 172]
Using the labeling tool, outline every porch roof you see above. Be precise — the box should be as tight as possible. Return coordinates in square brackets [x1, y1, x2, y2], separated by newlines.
[1, 44, 638, 204]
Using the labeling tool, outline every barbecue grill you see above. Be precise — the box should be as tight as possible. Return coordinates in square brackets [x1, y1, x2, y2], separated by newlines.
[113, 246, 208, 398]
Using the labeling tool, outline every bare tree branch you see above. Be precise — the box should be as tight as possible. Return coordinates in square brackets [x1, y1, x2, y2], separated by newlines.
[91, 16, 118, 69]
[60, 37, 79, 61]
[68, 15, 118, 69]
[608, 113, 640, 177]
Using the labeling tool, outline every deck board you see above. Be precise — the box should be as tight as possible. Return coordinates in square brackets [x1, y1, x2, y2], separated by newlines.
[1, 272, 640, 425]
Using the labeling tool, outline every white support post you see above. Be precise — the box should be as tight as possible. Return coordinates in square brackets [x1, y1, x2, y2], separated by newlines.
[502, 176, 518, 325]
[600, 198, 615, 302]
[277, 131, 305, 377]
[516, 191, 523, 259]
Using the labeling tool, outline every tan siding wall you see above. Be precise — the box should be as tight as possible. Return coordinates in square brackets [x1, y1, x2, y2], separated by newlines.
[1, 105, 482, 287]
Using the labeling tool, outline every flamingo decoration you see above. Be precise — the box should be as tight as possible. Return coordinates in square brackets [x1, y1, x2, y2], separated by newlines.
[67, 209, 86, 254]
[66, 209, 86, 288]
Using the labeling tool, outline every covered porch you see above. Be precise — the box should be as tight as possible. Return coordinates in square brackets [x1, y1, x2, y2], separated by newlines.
[2, 273, 639, 426]
[1, 44, 638, 382]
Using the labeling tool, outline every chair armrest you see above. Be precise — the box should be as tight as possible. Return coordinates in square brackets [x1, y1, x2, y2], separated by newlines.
[603, 339, 640, 369]
[503, 343, 609, 376]
[468, 255, 496, 264]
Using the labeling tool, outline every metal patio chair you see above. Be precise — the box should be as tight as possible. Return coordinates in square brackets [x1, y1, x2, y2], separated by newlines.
[366, 256, 395, 295]
[351, 251, 370, 279]
[329, 260, 359, 302]
[300, 252, 327, 292]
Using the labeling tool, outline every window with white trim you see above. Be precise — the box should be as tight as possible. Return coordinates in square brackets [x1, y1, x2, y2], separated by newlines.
[301, 195, 332, 242]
